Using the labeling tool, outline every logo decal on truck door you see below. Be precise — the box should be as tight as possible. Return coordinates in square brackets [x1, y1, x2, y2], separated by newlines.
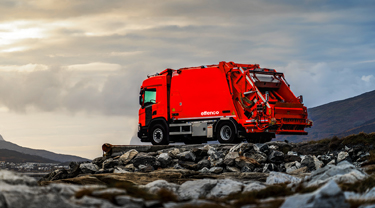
[201, 111, 220, 116]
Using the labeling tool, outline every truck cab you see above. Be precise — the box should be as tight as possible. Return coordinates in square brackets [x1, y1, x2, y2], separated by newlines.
[138, 70, 172, 144]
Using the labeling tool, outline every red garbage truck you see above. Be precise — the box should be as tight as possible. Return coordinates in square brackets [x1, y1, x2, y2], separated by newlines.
[138, 61, 312, 145]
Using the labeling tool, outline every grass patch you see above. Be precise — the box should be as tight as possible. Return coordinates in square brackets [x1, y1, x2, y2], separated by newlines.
[221, 184, 293, 207]
[365, 166, 375, 175]
[293, 183, 320, 194]
[364, 150, 375, 165]
[75, 188, 124, 205]
[264, 199, 286, 208]
[180, 204, 228, 208]
[75, 182, 178, 205]
[110, 181, 157, 200]
[308, 136, 341, 148]
[75, 189, 94, 199]
[156, 188, 178, 202]
[308, 132, 375, 152]
[308, 137, 332, 145]
[347, 199, 375, 208]
[209, 182, 320, 208]
[340, 176, 375, 193]
[328, 136, 342, 149]
[342, 132, 375, 146]
[280, 146, 292, 154]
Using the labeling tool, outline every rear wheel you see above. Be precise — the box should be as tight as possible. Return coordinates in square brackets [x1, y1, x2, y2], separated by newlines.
[149, 124, 169, 145]
[216, 122, 237, 143]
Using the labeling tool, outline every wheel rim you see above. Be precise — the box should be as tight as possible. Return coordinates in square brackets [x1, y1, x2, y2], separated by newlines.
[220, 125, 232, 141]
[153, 128, 163, 143]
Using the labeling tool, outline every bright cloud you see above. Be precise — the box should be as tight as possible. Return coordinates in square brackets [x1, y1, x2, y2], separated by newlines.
[64, 62, 122, 72]
[362, 75, 374, 83]
[0, 64, 48, 72]
[0, 21, 46, 46]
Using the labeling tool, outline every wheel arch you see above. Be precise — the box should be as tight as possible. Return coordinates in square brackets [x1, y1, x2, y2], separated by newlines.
[214, 118, 239, 136]
[148, 117, 169, 132]
[148, 117, 169, 145]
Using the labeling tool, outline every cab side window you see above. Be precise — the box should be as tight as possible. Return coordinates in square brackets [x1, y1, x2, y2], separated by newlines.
[144, 89, 156, 106]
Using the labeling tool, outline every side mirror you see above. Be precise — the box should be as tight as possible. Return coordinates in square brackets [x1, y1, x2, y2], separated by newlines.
[139, 89, 144, 106]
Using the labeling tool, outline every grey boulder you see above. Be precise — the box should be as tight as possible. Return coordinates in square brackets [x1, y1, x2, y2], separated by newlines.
[253, 143, 269, 153]
[281, 180, 349, 208]
[0, 169, 36, 186]
[244, 151, 267, 163]
[119, 149, 139, 165]
[268, 150, 284, 163]
[305, 161, 367, 187]
[223, 152, 239, 166]
[266, 171, 302, 185]
[285, 161, 301, 174]
[243, 182, 266, 193]
[337, 151, 351, 163]
[132, 152, 157, 168]
[229, 143, 252, 155]
[79, 163, 99, 174]
[177, 179, 217, 200]
[157, 153, 172, 168]
[143, 180, 180, 194]
[207, 179, 243, 198]
[209, 167, 223, 174]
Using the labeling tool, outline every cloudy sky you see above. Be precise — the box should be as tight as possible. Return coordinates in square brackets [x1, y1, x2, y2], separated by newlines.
[0, 0, 374, 159]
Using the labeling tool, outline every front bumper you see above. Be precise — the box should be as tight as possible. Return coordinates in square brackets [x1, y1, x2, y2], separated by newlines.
[137, 126, 149, 142]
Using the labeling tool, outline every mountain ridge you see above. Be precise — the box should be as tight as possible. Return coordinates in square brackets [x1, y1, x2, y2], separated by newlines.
[0, 149, 59, 163]
[0, 139, 89, 163]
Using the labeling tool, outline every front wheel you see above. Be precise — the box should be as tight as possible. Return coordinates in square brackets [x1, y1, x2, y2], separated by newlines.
[149, 124, 169, 145]
[216, 122, 237, 143]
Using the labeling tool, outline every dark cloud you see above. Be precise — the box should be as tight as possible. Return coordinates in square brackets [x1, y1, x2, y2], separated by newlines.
[0, 0, 374, 115]
[0, 0, 373, 22]
[0, 66, 142, 116]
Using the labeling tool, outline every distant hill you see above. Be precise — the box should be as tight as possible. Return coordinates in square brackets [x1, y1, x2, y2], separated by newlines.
[337, 118, 375, 137]
[278, 89, 375, 142]
[0, 138, 89, 163]
[0, 149, 59, 163]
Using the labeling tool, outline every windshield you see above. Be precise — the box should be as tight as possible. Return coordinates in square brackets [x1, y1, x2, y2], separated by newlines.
[144, 89, 156, 106]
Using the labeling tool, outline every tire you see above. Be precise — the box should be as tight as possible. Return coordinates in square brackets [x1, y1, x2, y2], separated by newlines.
[216, 122, 237, 143]
[149, 124, 169, 145]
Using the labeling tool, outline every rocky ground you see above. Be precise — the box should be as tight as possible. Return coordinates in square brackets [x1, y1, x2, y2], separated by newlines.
[2, 133, 375, 208]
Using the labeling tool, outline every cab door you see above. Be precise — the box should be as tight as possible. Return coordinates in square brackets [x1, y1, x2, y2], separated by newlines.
[139, 88, 157, 126]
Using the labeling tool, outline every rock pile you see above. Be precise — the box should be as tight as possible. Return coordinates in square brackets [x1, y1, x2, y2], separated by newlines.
[26, 141, 375, 207]
[1, 159, 373, 207]
[40, 141, 371, 183]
